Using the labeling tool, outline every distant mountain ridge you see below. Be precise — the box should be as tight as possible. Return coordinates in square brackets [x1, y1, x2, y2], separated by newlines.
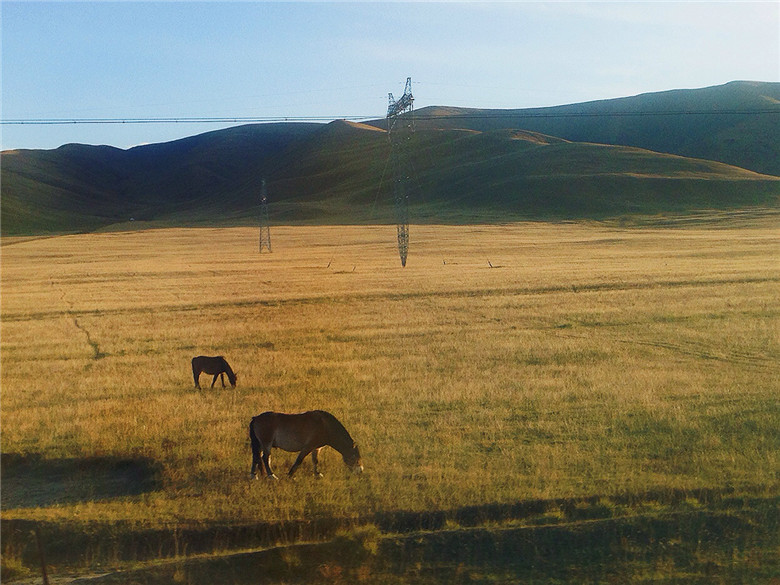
[377, 81, 780, 176]
[2, 81, 778, 235]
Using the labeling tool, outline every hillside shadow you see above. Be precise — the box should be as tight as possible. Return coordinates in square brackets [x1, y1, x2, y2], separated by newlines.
[68, 501, 777, 585]
[0, 453, 161, 509]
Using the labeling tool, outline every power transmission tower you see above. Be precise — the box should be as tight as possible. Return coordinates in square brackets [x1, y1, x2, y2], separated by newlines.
[386, 77, 414, 267]
[259, 178, 272, 253]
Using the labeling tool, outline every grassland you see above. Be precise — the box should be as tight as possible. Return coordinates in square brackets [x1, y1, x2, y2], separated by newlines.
[1, 216, 778, 581]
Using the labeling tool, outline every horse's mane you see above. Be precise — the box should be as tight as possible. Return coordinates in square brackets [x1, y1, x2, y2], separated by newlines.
[314, 410, 354, 446]
[221, 358, 236, 382]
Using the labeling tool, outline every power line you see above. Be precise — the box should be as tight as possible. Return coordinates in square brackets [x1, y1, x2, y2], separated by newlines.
[413, 109, 779, 120]
[1, 108, 776, 126]
[0, 115, 378, 125]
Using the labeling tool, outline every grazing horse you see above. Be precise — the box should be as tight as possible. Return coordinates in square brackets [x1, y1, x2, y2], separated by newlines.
[191, 356, 237, 389]
[249, 410, 363, 479]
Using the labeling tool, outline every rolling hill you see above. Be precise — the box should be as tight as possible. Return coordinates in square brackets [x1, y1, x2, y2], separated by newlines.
[1, 82, 778, 235]
[392, 81, 780, 177]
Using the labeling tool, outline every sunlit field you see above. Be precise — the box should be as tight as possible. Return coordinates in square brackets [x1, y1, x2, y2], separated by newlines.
[2, 217, 778, 580]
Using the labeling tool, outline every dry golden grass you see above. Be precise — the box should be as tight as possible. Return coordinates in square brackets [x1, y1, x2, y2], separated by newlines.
[1, 219, 778, 529]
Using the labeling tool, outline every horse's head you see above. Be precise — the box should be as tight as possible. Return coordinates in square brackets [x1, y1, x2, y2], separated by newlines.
[342, 442, 363, 474]
[228, 372, 237, 388]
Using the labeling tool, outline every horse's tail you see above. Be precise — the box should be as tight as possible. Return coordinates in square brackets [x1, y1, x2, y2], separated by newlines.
[249, 418, 261, 472]
[191, 357, 200, 387]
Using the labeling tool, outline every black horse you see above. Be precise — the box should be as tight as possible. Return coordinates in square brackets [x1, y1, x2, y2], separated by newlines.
[191, 356, 237, 389]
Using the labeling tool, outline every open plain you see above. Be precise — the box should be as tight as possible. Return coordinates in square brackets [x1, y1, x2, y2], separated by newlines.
[2, 217, 778, 582]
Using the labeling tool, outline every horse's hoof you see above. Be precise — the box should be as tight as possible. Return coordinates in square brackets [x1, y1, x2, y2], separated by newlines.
[314, 472, 324, 479]
[268, 474, 279, 481]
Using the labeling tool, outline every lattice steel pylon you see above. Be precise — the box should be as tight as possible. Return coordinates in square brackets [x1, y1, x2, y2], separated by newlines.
[387, 77, 414, 267]
[259, 178, 272, 253]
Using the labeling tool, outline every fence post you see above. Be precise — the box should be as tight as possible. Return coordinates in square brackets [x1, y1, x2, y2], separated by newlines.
[34, 525, 50, 585]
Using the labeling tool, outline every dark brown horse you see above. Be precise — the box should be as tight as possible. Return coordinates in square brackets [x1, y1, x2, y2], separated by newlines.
[191, 356, 236, 389]
[249, 410, 363, 479]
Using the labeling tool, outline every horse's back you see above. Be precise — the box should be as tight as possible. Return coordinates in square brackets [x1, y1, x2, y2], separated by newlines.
[251, 411, 329, 451]
[252, 411, 324, 431]
[253, 410, 328, 422]
[193, 355, 225, 361]
[192, 355, 226, 372]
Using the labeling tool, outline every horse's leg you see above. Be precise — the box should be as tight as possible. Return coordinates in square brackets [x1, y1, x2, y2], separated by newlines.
[193, 367, 201, 389]
[311, 447, 324, 478]
[261, 449, 278, 480]
[211, 374, 218, 388]
[220, 373, 226, 388]
[288, 448, 315, 477]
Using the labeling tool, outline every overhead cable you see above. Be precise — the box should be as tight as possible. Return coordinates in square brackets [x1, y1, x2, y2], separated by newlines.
[1, 108, 777, 125]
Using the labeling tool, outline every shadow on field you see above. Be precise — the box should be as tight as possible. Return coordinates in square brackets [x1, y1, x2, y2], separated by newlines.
[70, 504, 778, 584]
[0, 453, 161, 509]
[2, 489, 776, 584]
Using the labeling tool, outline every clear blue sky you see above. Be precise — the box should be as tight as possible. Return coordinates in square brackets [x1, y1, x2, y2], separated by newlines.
[2, 1, 778, 150]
